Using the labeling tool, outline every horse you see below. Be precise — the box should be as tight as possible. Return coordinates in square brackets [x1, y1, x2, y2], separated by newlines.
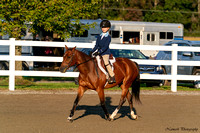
[60, 45, 141, 122]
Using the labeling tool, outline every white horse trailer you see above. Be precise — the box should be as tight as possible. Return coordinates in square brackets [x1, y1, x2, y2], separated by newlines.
[0, 19, 184, 58]
[67, 19, 184, 56]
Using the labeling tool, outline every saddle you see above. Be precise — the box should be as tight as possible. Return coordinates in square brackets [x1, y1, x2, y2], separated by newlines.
[96, 54, 116, 76]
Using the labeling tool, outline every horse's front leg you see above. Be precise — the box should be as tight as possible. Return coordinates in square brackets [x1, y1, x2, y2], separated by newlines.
[97, 89, 111, 121]
[67, 86, 86, 122]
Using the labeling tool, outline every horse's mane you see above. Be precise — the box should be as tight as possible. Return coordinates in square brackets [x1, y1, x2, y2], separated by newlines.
[75, 49, 91, 60]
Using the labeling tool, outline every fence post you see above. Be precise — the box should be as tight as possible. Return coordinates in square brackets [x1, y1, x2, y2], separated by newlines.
[9, 38, 16, 91]
[171, 44, 178, 92]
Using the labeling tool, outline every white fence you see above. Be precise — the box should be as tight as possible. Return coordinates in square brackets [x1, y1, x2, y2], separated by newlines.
[1, 38, 200, 92]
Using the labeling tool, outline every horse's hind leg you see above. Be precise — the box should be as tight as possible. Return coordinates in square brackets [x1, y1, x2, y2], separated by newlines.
[110, 88, 128, 121]
[67, 86, 86, 122]
[126, 91, 138, 120]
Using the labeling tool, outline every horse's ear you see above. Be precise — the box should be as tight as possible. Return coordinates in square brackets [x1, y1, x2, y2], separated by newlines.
[65, 45, 69, 50]
[72, 46, 76, 51]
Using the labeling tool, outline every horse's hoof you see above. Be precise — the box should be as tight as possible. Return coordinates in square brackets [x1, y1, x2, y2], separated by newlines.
[67, 117, 73, 123]
[107, 117, 112, 121]
[67, 119, 73, 123]
[131, 115, 138, 120]
[109, 116, 115, 121]
[110, 118, 114, 121]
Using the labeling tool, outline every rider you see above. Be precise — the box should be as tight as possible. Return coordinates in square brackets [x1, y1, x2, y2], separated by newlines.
[91, 20, 116, 84]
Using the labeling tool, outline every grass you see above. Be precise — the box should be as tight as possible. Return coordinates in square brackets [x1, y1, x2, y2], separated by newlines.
[0, 77, 79, 90]
[0, 77, 199, 91]
[15, 82, 79, 91]
[23, 76, 75, 82]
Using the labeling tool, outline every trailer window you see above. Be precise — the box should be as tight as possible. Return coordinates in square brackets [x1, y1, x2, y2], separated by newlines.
[152, 34, 155, 41]
[147, 34, 150, 41]
[160, 32, 173, 39]
[147, 33, 155, 41]
[110, 31, 120, 38]
[167, 32, 173, 39]
[160, 32, 166, 39]
[123, 31, 140, 43]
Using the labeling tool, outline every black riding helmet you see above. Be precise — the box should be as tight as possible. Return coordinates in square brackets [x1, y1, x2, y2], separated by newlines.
[100, 20, 111, 28]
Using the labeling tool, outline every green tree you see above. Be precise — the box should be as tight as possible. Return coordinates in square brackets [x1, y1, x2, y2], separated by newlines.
[123, 0, 147, 21]
[29, 0, 101, 39]
[0, 0, 35, 38]
[0, 0, 101, 39]
[143, 0, 199, 36]
[0, 0, 37, 72]
[100, 0, 122, 20]
[0, 0, 101, 74]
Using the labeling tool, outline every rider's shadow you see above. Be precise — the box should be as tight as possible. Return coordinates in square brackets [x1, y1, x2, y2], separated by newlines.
[73, 97, 137, 121]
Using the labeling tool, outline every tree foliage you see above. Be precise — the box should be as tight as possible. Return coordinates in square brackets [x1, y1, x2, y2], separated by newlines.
[1, 0, 200, 38]
[101, 0, 200, 36]
[0, 0, 35, 38]
[29, 0, 101, 39]
[0, 0, 101, 39]
[142, 0, 199, 36]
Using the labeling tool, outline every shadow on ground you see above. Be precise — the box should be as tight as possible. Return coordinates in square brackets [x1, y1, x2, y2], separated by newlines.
[73, 97, 137, 121]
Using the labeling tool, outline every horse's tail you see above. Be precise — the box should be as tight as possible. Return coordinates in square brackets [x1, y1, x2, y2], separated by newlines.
[131, 63, 141, 104]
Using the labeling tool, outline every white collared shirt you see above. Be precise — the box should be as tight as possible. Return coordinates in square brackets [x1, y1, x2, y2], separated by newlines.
[100, 32, 109, 40]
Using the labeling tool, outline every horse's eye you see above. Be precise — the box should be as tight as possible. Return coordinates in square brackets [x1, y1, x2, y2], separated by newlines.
[67, 56, 71, 59]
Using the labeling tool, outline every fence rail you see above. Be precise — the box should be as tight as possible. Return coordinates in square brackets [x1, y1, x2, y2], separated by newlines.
[0, 38, 200, 92]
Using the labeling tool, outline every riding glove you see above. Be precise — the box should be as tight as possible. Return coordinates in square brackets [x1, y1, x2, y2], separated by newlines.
[90, 51, 100, 57]
[93, 51, 100, 56]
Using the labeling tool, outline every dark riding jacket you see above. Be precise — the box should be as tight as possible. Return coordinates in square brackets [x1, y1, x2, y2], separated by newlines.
[91, 32, 111, 55]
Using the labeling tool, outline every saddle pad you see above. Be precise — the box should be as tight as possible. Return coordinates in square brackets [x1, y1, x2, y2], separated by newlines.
[96, 55, 116, 76]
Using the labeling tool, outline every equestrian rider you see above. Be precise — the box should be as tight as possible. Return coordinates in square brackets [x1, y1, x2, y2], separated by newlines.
[91, 20, 116, 84]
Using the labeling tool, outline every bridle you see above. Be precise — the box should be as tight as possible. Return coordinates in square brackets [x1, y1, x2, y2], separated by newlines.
[65, 50, 93, 69]
[64, 50, 99, 77]
[68, 52, 75, 68]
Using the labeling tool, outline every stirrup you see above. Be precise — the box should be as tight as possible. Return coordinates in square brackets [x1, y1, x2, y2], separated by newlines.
[108, 76, 116, 84]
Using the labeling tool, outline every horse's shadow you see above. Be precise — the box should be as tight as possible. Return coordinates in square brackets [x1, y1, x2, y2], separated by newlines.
[73, 97, 137, 121]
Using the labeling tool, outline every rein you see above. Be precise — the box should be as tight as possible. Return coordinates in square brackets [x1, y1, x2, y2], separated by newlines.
[66, 50, 99, 78]
[74, 57, 93, 69]
[92, 57, 99, 78]
[74, 56, 99, 78]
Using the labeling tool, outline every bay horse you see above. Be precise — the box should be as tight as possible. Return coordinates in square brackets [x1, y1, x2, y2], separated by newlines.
[60, 45, 141, 122]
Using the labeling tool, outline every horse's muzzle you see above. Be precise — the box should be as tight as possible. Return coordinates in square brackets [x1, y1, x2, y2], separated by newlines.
[59, 66, 68, 73]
